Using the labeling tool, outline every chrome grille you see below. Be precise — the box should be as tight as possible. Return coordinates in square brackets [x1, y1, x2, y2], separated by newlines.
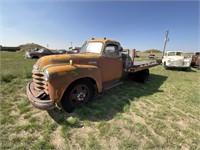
[171, 60, 183, 66]
[32, 71, 48, 94]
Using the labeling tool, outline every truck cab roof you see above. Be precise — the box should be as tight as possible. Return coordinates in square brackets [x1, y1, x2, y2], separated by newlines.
[86, 38, 120, 45]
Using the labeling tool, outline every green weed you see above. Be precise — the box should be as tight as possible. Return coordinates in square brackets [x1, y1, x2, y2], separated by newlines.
[31, 139, 55, 150]
[86, 133, 101, 150]
[17, 101, 30, 114]
[118, 138, 138, 150]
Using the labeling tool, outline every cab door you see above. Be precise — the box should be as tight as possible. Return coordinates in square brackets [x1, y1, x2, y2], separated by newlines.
[100, 43, 123, 82]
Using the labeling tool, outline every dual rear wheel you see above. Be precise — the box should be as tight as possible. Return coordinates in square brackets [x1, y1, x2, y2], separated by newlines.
[128, 69, 149, 83]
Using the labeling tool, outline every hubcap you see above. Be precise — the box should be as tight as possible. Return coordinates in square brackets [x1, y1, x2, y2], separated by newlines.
[70, 84, 89, 105]
[77, 92, 86, 101]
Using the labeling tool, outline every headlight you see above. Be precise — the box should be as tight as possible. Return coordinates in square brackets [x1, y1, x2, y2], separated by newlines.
[33, 65, 39, 71]
[44, 70, 49, 81]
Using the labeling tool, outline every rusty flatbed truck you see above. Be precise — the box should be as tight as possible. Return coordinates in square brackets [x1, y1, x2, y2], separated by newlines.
[27, 38, 159, 112]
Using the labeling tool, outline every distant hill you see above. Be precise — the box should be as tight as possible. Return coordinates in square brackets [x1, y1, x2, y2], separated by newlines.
[19, 43, 48, 52]
[143, 49, 162, 53]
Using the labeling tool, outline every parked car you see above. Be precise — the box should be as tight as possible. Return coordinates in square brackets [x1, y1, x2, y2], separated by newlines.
[25, 48, 57, 58]
[66, 47, 81, 54]
[57, 49, 67, 54]
[162, 51, 191, 70]
[148, 53, 155, 59]
[56, 48, 80, 54]
[191, 52, 200, 69]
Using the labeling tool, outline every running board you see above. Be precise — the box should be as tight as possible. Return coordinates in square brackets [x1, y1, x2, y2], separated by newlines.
[102, 80, 123, 91]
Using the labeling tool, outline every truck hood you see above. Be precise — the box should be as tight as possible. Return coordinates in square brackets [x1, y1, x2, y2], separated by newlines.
[34, 53, 100, 71]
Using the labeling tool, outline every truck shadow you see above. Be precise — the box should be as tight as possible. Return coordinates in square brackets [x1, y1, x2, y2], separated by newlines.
[48, 74, 167, 126]
[166, 67, 196, 72]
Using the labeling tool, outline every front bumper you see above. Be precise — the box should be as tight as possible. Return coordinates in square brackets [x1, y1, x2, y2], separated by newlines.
[27, 81, 55, 110]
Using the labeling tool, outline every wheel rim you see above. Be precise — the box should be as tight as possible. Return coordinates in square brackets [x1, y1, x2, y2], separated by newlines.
[69, 84, 90, 106]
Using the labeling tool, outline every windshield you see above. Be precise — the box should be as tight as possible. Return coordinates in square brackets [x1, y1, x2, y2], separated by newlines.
[176, 52, 183, 56]
[80, 42, 103, 54]
[168, 52, 183, 56]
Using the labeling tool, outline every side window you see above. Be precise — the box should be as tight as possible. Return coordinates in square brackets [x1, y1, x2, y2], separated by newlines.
[104, 44, 119, 56]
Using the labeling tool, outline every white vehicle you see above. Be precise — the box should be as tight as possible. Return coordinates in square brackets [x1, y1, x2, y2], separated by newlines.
[162, 51, 191, 69]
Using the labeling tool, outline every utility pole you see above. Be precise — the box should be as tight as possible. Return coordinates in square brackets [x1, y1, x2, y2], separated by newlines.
[162, 30, 169, 57]
[70, 42, 73, 48]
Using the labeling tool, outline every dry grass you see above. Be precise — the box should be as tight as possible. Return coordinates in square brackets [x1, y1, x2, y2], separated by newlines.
[1, 51, 200, 149]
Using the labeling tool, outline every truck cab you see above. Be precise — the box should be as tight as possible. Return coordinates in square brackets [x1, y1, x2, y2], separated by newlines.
[27, 38, 158, 112]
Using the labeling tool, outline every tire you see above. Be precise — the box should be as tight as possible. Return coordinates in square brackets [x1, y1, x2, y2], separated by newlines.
[182, 67, 190, 71]
[163, 62, 168, 69]
[128, 69, 149, 83]
[61, 79, 94, 113]
[138, 69, 149, 83]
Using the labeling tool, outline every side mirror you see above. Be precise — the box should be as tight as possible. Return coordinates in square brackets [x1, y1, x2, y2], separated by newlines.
[119, 47, 123, 52]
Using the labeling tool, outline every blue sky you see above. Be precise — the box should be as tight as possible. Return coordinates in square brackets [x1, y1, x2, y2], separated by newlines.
[1, 1, 199, 52]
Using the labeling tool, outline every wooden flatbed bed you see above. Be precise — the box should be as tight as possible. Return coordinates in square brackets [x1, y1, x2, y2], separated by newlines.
[125, 61, 159, 73]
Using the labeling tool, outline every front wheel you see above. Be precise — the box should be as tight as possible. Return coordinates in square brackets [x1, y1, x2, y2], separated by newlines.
[61, 80, 94, 113]
[163, 62, 168, 69]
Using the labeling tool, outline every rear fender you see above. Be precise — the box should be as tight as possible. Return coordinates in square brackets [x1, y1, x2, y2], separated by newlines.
[46, 65, 102, 102]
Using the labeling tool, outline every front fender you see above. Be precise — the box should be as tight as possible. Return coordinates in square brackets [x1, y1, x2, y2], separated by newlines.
[46, 64, 102, 102]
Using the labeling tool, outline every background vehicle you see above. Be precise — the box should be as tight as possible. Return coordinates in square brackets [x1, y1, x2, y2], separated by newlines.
[25, 48, 58, 58]
[148, 53, 155, 59]
[191, 52, 200, 69]
[56, 49, 67, 54]
[162, 51, 191, 70]
[27, 38, 160, 112]
[66, 46, 81, 54]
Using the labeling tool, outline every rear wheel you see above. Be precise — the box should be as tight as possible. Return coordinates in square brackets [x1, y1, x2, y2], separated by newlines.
[61, 80, 94, 113]
[128, 69, 149, 83]
[138, 69, 149, 83]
